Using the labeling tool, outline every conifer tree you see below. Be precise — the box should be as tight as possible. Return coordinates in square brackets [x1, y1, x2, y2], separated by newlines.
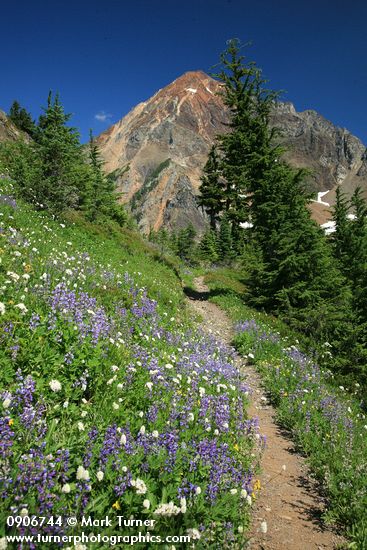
[36, 92, 87, 212]
[214, 39, 282, 231]
[199, 229, 219, 262]
[177, 223, 196, 261]
[218, 213, 233, 262]
[331, 186, 352, 273]
[8, 100, 37, 138]
[85, 131, 120, 221]
[197, 146, 224, 229]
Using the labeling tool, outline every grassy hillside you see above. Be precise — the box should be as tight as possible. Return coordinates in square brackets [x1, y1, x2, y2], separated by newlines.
[203, 269, 367, 547]
[0, 178, 260, 549]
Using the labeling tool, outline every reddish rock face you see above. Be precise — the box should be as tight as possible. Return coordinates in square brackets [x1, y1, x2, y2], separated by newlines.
[97, 71, 367, 233]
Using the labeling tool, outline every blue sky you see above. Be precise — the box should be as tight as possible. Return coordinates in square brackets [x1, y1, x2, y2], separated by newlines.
[1, 0, 366, 143]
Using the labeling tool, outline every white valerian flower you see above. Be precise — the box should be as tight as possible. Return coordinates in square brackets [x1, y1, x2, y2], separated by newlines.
[143, 499, 150, 509]
[113, 402, 119, 410]
[246, 495, 252, 506]
[49, 379, 62, 392]
[199, 387, 205, 397]
[154, 502, 181, 517]
[7, 271, 20, 281]
[63, 401, 69, 408]
[0, 536, 7, 549]
[76, 466, 90, 481]
[152, 430, 159, 438]
[120, 434, 127, 445]
[165, 364, 174, 370]
[241, 489, 248, 498]
[138, 411, 144, 418]
[238, 525, 244, 534]
[15, 303, 28, 314]
[62, 483, 71, 493]
[186, 528, 201, 540]
[96, 471, 104, 481]
[20, 508, 28, 517]
[77, 422, 85, 431]
[230, 488, 238, 495]
[188, 412, 194, 422]
[195, 486, 201, 495]
[131, 478, 147, 494]
[0, 302, 5, 315]
[80, 410, 87, 418]
[180, 497, 187, 513]
[2, 398, 11, 409]
[260, 521, 268, 534]
[145, 382, 153, 391]
[139, 425, 146, 435]
[122, 466, 128, 472]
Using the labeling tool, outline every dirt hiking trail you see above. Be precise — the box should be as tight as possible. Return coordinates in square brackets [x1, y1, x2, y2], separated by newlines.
[186, 276, 346, 550]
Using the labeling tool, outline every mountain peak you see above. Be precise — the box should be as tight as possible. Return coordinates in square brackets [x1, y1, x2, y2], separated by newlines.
[97, 73, 367, 234]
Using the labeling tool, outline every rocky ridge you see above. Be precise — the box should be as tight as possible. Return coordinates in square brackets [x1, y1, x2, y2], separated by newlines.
[96, 71, 367, 233]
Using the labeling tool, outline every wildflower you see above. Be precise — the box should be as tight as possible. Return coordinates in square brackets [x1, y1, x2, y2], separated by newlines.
[96, 471, 104, 481]
[49, 379, 62, 392]
[188, 413, 194, 422]
[238, 526, 244, 534]
[77, 422, 85, 431]
[76, 466, 90, 481]
[112, 501, 121, 510]
[186, 528, 201, 540]
[241, 489, 248, 498]
[195, 486, 201, 495]
[0, 302, 5, 315]
[246, 495, 252, 506]
[113, 402, 119, 410]
[154, 502, 181, 516]
[145, 382, 153, 391]
[2, 398, 11, 409]
[0, 537, 7, 549]
[20, 509, 28, 517]
[152, 430, 159, 438]
[120, 434, 127, 445]
[143, 499, 150, 509]
[131, 478, 147, 494]
[62, 484, 71, 493]
[139, 425, 146, 435]
[15, 303, 28, 314]
[233, 443, 239, 452]
[253, 479, 261, 491]
[8, 419, 14, 426]
[180, 497, 187, 513]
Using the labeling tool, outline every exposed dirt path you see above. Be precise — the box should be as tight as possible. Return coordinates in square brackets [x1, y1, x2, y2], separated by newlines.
[185, 277, 346, 550]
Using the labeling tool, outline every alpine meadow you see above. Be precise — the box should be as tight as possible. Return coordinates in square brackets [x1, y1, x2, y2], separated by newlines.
[1, 32, 367, 550]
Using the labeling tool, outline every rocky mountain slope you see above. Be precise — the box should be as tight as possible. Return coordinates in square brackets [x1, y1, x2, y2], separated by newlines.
[97, 72, 367, 233]
[0, 109, 28, 142]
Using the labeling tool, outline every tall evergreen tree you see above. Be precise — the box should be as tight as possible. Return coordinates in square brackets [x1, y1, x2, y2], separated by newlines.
[331, 186, 352, 273]
[197, 146, 224, 229]
[214, 39, 282, 230]
[35, 92, 87, 212]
